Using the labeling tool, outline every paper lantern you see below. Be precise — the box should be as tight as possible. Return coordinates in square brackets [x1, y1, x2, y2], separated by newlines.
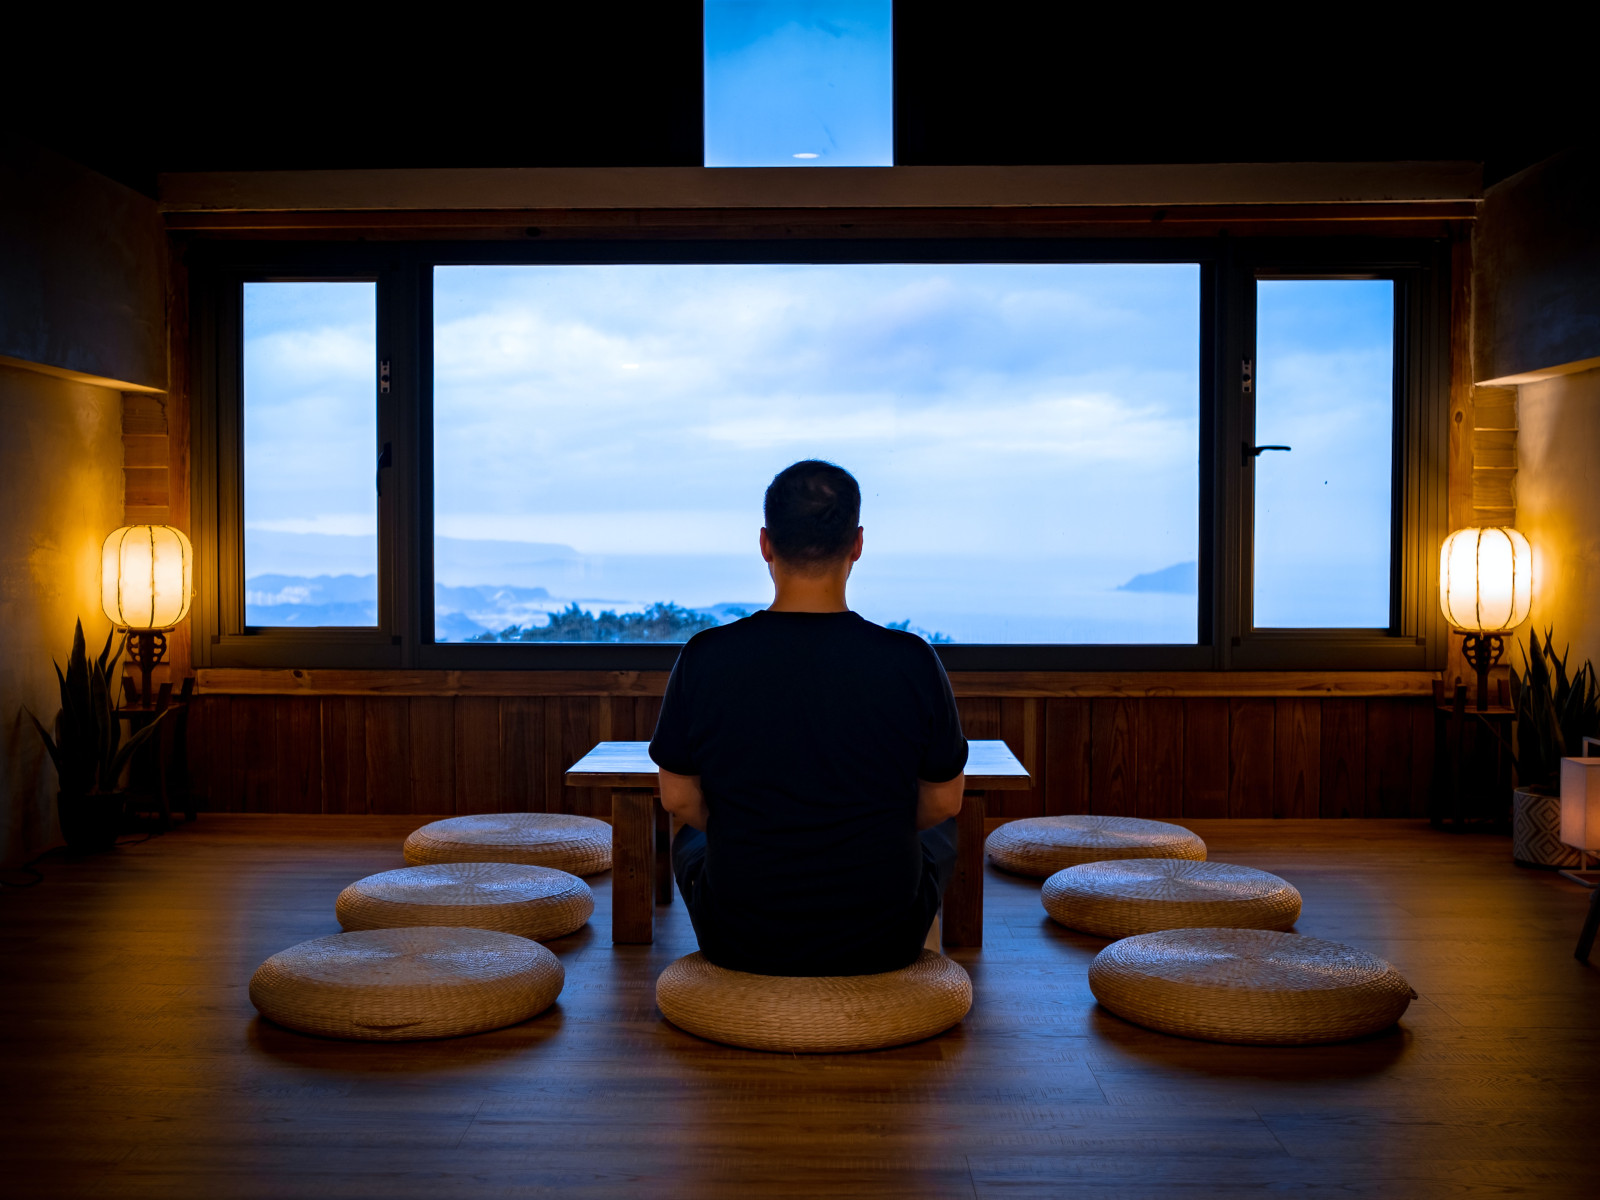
[1439, 527, 1532, 633]
[102, 525, 194, 631]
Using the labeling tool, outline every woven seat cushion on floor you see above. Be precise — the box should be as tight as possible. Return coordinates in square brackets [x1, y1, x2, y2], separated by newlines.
[656, 950, 972, 1053]
[403, 813, 612, 876]
[336, 862, 594, 941]
[249, 926, 564, 1041]
[986, 815, 1207, 877]
[1088, 928, 1415, 1046]
[1042, 859, 1301, 938]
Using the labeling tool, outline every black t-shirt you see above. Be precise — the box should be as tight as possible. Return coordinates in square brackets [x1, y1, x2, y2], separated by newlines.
[649, 609, 968, 976]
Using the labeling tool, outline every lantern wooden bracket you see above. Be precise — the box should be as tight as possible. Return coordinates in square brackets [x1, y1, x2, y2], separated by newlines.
[127, 629, 169, 711]
[1459, 632, 1505, 713]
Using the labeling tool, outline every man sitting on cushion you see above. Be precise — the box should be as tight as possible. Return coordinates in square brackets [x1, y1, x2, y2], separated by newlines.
[650, 459, 968, 976]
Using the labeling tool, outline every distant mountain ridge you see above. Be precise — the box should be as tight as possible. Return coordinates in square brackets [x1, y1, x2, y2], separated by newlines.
[1117, 561, 1197, 594]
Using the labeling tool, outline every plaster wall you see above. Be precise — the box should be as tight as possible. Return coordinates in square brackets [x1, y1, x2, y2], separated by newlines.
[0, 365, 124, 866]
[1517, 367, 1600, 674]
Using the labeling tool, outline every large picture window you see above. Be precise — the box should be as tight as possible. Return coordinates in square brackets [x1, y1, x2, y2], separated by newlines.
[431, 262, 1199, 646]
[192, 237, 1447, 672]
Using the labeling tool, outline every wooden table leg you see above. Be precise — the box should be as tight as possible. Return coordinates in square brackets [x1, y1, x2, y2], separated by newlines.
[944, 789, 987, 948]
[654, 792, 673, 905]
[611, 788, 655, 944]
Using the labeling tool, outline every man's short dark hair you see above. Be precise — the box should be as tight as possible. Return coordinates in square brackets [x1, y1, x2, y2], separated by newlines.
[764, 460, 861, 567]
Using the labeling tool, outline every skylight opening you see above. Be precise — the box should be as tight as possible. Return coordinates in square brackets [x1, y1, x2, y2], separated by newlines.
[704, 1, 893, 168]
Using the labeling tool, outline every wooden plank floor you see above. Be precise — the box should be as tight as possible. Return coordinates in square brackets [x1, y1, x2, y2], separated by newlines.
[2, 817, 1596, 1198]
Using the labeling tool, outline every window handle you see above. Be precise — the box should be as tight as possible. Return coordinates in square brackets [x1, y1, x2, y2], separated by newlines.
[376, 442, 393, 496]
[1243, 443, 1291, 465]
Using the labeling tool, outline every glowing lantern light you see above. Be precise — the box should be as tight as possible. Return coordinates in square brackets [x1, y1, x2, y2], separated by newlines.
[101, 525, 193, 709]
[1438, 527, 1532, 711]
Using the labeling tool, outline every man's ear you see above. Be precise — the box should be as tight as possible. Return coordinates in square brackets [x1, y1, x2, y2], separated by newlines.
[850, 526, 864, 563]
[759, 528, 775, 563]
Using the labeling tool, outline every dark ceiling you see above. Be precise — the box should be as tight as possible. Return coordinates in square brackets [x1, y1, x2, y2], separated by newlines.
[17, 7, 1574, 198]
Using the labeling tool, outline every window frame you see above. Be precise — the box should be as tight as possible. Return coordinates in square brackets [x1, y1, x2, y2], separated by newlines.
[188, 235, 1447, 674]
[1222, 240, 1448, 671]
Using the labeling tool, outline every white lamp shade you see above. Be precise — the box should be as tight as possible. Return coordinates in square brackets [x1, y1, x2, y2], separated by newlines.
[101, 525, 194, 630]
[1561, 758, 1600, 853]
[1439, 527, 1532, 633]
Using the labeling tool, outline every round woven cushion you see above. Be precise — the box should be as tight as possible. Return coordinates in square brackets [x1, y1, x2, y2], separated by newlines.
[249, 927, 565, 1041]
[1088, 928, 1415, 1046]
[336, 862, 594, 941]
[1042, 859, 1301, 938]
[656, 950, 972, 1053]
[403, 813, 612, 876]
[986, 815, 1207, 877]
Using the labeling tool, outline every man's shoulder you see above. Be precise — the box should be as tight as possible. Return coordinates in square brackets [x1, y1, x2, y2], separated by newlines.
[682, 611, 939, 664]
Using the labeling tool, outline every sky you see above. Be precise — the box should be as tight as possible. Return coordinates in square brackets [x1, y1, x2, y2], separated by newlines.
[704, 0, 893, 167]
[239, 265, 1396, 643]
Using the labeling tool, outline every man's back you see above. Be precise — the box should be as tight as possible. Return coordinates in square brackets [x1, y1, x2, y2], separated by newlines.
[650, 609, 967, 975]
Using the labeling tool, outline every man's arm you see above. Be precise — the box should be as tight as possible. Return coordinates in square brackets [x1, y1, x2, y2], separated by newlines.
[658, 766, 710, 831]
[917, 773, 965, 829]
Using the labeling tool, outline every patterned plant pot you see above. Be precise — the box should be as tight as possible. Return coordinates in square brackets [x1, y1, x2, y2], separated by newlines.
[1512, 787, 1582, 869]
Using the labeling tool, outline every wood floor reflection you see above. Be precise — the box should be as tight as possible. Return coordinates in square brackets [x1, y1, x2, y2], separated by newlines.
[3, 816, 1595, 1198]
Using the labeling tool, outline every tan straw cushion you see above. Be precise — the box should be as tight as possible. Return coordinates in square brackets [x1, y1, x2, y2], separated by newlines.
[656, 950, 972, 1053]
[986, 815, 1206, 877]
[1088, 928, 1415, 1045]
[336, 862, 594, 941]
[403, 813, 612, 876]
[1043, 859, 1301, 938]
[250, 927, 564, 1041]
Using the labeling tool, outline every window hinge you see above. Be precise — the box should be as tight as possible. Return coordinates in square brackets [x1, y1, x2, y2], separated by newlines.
[380, 360, 391, 395]
[1241, 357, 1253, 397]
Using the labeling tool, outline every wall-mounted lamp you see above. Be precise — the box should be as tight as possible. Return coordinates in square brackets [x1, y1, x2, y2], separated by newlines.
[1439, 526, 1532, 711]
[101, 525, 194, 709]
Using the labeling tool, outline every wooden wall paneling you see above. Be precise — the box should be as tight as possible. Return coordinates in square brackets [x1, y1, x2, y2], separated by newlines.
[498, 697, 546, 813]
[1091, 699, 1137, 816]
[560, 696, 611, 819]
[1364, 699, 1415, 818]
[185, 695, 227, 811]
[1042, 698, 1091, 816]
[634, 695, 663, 744]
[993, 698, 1043, 818]
[271, 696, 322, 813]
[363, 699, 412, 815]
[1133, 698, 1183, 818]
[1409, 697, 1435, 818]
[1320, 699, 1367, 818]
[542, 698, 564, 814]
[1228, 698, 1275, 818]
[955, 697, 1001, 740]
[320, 697, 368, 814]
[1273, 698, 1322, 819]
[407, 697, 456, 815]
[230, 697, 279, 813]
[454, 697, 504, 814]
[1181, 699, 1229, 818]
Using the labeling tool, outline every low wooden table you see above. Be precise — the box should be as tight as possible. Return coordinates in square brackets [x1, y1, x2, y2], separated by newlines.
[565, 739, 1031, 946]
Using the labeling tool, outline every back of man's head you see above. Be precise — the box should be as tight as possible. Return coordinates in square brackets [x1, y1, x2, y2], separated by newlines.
[764, 460, 861, 569]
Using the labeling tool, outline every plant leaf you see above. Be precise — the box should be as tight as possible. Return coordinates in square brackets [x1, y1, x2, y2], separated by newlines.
[111, 711, 169, 780]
